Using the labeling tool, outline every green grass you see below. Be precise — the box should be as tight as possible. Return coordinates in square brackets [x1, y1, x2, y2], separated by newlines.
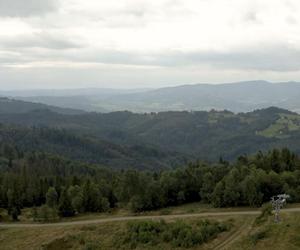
[2, 208, 300, 250]
[2, 203, 300, 249]
[208, 112, 235, 124]
[0, 216, 244, 250]
[231, 212, 300, 250]
[118, 219, 232, 249]
[257, 113, 300, 138]
[0, 202, 262, 223]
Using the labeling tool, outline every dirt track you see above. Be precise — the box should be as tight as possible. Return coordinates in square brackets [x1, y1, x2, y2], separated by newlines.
[1, 207, 300, 228]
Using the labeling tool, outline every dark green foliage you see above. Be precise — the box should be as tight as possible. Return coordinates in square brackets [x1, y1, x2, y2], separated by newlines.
[0, 124, 186, 170]
[82, 180, 110, 213]
[35, 205, 58, 222]
[68, 185, 84, 213]
[250, 229, 270, 245]
[1, 105, 300, 168]
[255, 204, 273, 225]
[1, 103, 300, 220]
[0, 141, 299, 218]
[58, 188, 75, 217]
[7, 189, 21, 221]
[0, 97, 84, 115]
[121, 219, 231, 248]
[46, 187, 58, 208]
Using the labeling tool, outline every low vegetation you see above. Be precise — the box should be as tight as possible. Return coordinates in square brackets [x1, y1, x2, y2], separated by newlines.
[257, 113, 300, 138]
[0, 216, 239, 250]
[118, 219, 232, 249]
[230, 212, 300, 250]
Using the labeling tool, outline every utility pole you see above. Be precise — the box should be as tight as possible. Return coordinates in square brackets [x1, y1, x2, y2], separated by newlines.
[270, 194, 290, 223]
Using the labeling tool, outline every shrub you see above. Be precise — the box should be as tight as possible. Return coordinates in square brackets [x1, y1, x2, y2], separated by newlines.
[35, 205, 59, 222]
[255, 203, 273, 225]
[160, 209, 171, 215]
[84, 242, 100, 250]
[250, 229, 269, 245]
[121, 219, 231, 248]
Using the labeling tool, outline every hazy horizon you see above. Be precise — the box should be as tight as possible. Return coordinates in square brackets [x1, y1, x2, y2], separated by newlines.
[0, 80, 300, 91]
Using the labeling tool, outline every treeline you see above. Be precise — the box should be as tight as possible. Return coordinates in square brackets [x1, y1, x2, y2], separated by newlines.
[2, 106, 300, 164]
[0, 124, 187, 170]
[0, 144, 300, 220]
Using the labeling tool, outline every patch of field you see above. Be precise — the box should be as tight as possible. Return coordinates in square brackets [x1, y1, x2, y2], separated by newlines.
[257, 113, 300, 138]
[208, 112, 235, 124]
[2, 203, 300, 250]
[0, 222, 122, 250]
[2, 206, 300, 250]
[231, 212, 300, 250]
[0, 202, 260, 223]
[239, 116, 257, 124]
[0, 215, 249, 250]
[153, 202, 261, 216]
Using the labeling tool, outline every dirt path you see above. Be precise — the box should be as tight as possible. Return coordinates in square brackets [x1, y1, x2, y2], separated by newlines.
[0, 207, 299, 228]
[213, 216, 254, 250]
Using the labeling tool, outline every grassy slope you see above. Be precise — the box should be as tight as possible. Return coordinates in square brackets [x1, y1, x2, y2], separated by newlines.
[1, 203, 300, 250]
[0, 203, 260, 223]
[257, 113, 300, 138]
[231, 212, 300, 250]
[0, 216, 247, 250]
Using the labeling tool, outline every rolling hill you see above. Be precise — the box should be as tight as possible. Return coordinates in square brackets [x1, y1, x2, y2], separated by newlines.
[1, 98, 300, 168]
[7, 81, 300, 113]
[0, 97, 85, 115]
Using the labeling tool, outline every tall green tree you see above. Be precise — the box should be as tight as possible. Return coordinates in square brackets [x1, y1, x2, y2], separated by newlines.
[46, 187, 58, 208]
[58, 188, 74, 217]
[7, 189, 21, 221]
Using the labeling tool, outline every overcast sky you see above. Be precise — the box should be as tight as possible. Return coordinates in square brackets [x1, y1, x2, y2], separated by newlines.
[0, 0, 300, 89]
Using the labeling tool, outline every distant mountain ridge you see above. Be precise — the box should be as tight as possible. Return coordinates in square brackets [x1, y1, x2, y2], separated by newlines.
[3, 80, 300, 113]
[0, 97, 85, 115]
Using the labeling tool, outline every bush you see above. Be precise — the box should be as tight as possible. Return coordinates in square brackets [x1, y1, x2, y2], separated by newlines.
[121, 219, 231, 248]
[125, 220, 165, 246]
[250, 229, 269, 245]
[255, 203, 273, 225]
[84, 242, 100, 250]
[160, 209, 171, 215]
[34, 205, 59, 222]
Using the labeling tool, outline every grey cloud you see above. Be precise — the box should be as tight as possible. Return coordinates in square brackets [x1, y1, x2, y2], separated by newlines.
[0, 52, 28, 66]
[1, 42, 300, 72]
[0, 32, 82, 50]
[286, 15, 298, 25]
[0, 0, 58, 17]
[168, 46, 300, 71]
[244, 11, 260, 23]
[64, 45, 300, 72]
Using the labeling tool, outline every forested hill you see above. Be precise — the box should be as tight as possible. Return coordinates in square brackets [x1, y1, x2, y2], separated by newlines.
[0, 97, 85, 115]
[0, 100, 300, 168]
[0, 125, 187, 170]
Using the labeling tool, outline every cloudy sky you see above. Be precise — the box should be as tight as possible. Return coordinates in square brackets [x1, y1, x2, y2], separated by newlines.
[0, 0, 300, 89]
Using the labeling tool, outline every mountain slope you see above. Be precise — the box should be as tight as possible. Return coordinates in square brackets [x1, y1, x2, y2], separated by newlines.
[0, 104, 300, 164]
[100, 81, 300, 113]
[0, 125, 188, 170]
[9, 81, 300, 113]
[0, 97, 85, 115]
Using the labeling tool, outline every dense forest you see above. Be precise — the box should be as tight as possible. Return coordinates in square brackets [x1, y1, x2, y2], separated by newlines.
[1, 99, 300, 221]
[0, 143, 299, 221]
[0, 98, 300, 167]
[0, 124, 187, 170]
